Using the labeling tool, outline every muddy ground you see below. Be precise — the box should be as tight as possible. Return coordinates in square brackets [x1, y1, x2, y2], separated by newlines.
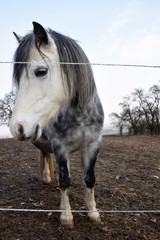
[0, 135, 159, 240]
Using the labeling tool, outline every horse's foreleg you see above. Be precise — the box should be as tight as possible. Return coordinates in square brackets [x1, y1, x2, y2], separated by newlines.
[40, 151, 54, 184]
[53, 145, 73, 228]
[60, 189, 73, 228]
[82, 142, 101, 223]
[84, 188, 101, 223]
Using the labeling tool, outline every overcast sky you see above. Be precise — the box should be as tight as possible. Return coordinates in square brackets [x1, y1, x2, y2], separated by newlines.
[1, 0, 160, 132]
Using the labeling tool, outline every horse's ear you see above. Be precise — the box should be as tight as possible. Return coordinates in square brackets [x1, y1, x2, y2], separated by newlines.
[13, 32, 23, 43]
[32, 21, 48, 45]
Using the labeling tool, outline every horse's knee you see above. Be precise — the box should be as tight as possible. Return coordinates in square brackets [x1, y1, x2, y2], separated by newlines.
[85, 168, 95, 188]
[53, 143, 70, 190]
[59, 160, 70, 190]
[84, 146, 99, 188]
[83, 142, 100, 187]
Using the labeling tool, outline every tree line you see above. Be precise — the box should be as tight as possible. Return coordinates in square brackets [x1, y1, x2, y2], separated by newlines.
[110, 84, 160, 135]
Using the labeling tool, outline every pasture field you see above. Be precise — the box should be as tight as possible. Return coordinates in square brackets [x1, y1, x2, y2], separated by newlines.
[0, 135, 159, 240]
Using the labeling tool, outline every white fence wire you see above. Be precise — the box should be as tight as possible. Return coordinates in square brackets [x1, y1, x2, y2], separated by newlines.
[1, 61, 160, 68]
[0, 208, 160, 214]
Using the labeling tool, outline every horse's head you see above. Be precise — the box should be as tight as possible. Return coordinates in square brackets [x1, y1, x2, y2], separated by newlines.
[10, 22, 96, 141]
[9, 22, 69, 140]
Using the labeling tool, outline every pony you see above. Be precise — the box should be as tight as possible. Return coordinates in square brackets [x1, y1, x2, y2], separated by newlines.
[9, 22, 104, 228]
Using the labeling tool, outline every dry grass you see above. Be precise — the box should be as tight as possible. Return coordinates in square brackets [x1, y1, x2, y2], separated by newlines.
[0, 135, 159, 239]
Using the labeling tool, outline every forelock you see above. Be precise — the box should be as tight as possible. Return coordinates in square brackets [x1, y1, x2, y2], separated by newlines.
[13, 33, 33, 87]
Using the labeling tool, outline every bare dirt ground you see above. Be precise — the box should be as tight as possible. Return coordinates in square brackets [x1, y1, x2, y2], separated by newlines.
[0, 135, 160, 240]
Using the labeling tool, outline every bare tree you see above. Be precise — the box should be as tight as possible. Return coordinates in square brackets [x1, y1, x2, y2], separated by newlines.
[109, 112, 124, 135]
[149, 85, 160, 134]
[119, 96, 142, 135]
[132, 88, 151, 133]
[0, 91, 16, 125]
[110, 83, 160, 135]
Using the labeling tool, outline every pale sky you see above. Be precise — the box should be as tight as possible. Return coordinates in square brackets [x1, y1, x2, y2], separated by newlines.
[1, 0, 160, 133]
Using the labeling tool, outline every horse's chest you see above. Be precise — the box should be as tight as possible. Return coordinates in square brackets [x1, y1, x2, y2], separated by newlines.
[46, 109, 101, 152]
[54, 121, 84, 149]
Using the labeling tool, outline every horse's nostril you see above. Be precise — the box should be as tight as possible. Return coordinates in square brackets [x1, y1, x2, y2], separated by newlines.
[19, 125, 23, 134]
[15, 123, 25, 141]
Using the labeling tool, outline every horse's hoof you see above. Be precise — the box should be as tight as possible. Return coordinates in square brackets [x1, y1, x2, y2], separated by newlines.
[60, 212, 74, 229]
[90, 217, 102, 225]
[92, 217, 102, 225]
[60, 218, 74, 229]
[42, 175, 52, 184]
[88, 212, 102, 225]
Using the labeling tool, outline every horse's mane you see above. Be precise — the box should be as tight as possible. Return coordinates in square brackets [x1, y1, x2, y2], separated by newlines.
[13, 29, 96, 107]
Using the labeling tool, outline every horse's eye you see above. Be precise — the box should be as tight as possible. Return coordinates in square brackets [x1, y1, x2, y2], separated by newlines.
[34, 68, 48, 77]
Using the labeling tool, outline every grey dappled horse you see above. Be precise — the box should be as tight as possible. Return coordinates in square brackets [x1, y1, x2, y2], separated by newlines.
[9, 22, 104, 227]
